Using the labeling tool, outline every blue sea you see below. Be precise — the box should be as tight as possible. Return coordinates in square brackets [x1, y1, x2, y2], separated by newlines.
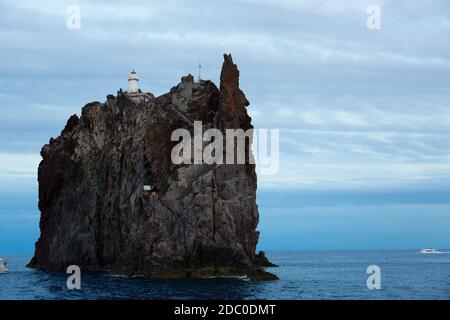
[1, 251, 450, 300]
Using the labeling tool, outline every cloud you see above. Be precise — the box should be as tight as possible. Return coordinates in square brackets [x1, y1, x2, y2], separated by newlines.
[236, 0, 376, 17]
[1, 0, 450, 191]
[0, 153, 41, 177]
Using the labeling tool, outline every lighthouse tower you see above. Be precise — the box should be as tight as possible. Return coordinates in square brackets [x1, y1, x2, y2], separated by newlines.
[128, 70, 139, 93]
[122, 70, 154, 104]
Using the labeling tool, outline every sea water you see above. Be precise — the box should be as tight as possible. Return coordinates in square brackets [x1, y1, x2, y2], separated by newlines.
[1, 250, 449, 300]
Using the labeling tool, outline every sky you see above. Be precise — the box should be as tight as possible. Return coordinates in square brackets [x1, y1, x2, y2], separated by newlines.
[1, 0, 450, 253]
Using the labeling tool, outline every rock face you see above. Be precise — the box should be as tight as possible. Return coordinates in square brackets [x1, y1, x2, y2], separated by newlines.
[28, 54, 277, 281]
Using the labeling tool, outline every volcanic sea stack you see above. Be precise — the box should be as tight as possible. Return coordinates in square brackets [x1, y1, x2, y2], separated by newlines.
[28, 54, 277, 281]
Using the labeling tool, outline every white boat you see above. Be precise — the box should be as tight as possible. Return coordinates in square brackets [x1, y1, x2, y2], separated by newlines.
[0, 258, 7, 274]
[420, 248, 438, 254]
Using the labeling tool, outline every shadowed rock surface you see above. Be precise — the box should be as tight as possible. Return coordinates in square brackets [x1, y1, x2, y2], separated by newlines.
[28, 54, 277, 281]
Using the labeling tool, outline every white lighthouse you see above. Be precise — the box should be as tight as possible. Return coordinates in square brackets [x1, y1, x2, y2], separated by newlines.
[128, 70, 139, 93]
[123, 70, 154, 104]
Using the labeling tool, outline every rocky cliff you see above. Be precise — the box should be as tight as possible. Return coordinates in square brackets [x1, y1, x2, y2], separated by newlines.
[28, 54, 277, 281]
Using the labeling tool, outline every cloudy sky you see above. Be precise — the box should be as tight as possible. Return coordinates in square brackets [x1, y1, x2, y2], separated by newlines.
[1, 0, 450, 252]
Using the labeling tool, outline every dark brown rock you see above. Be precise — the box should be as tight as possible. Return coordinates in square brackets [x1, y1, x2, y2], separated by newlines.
[255, 251, 279, 267]
[28, 54, 278, 281]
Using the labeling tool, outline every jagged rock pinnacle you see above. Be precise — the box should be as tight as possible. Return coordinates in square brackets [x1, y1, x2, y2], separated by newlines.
[28, 54, 277, 281]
